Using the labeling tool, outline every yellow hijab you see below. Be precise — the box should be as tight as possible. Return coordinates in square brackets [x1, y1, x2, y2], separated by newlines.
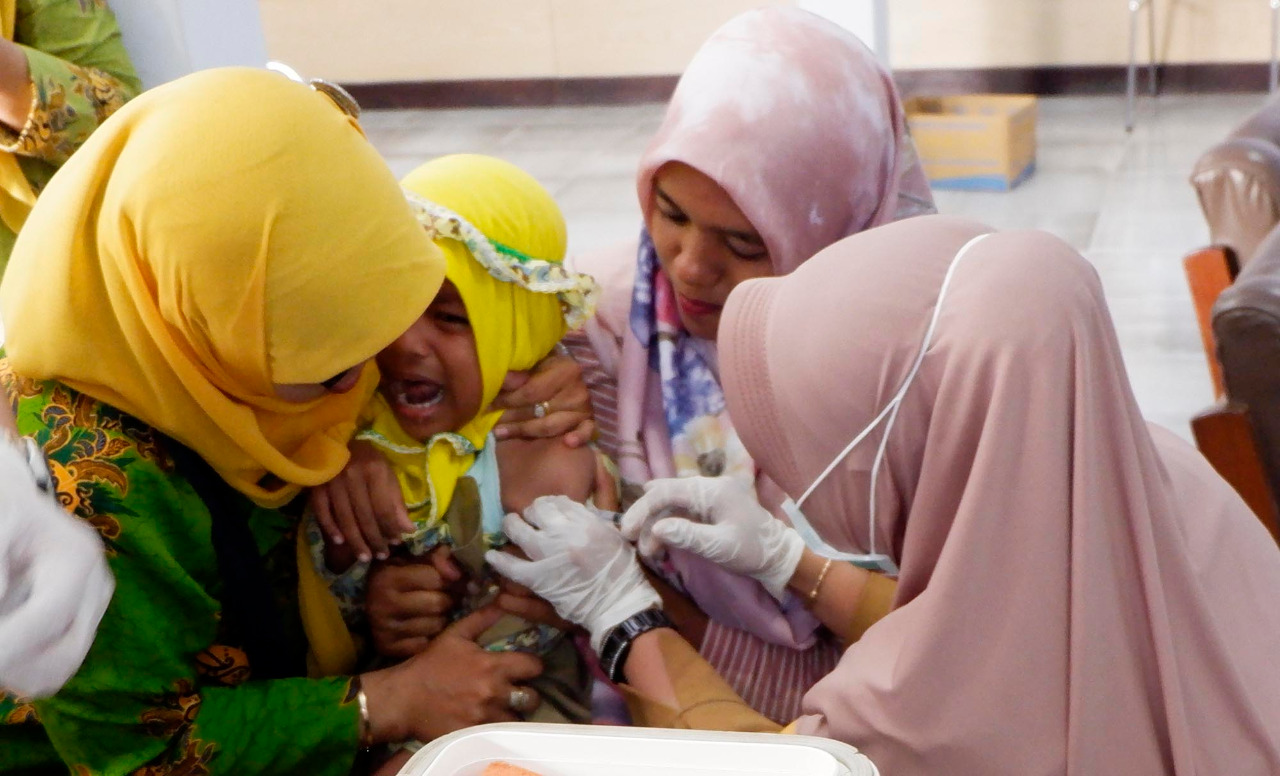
[361, 153, 595, 523]
[0, 0, 37, 235]
[0, 68, 445, 507]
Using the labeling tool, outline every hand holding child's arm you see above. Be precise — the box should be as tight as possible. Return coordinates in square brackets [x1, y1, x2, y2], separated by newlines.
[492, 353, 595, 447]
[309, 440, 414, 563]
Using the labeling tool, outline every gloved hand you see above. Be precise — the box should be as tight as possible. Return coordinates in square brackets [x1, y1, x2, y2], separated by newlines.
[620, 477, 805, 602]
[486, 495, 661, 653]
[0, 436, 114, 698]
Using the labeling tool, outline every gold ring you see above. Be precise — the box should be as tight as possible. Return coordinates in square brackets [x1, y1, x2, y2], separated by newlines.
[533, 401, 551, 419]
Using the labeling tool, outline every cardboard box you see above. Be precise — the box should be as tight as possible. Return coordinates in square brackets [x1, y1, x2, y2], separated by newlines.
[398, 723, 880, 776]
[904, 94, 1037, 191]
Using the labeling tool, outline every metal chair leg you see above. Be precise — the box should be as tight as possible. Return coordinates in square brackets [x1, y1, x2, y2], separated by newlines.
[1126, 0, 1155, 132]
[1127, 0, 1142, 131]
[1147, 0, 1157, 96]
[1271, 0, 1279, 92]
[1127, 0, 1138, 131]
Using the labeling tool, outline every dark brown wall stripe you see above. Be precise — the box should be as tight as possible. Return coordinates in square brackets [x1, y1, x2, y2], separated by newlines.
[342, 63, 1273, 111]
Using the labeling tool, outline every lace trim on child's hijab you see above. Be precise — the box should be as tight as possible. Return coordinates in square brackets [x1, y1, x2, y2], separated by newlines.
[404, 192, 598, 330]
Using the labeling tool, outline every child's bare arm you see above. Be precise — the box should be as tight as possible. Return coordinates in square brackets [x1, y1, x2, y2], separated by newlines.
[493, 441, 709, 644]
[495, 436, 599, 514]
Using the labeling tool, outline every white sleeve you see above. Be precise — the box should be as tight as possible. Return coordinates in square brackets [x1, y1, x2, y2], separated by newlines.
[0, 436, 114, 698]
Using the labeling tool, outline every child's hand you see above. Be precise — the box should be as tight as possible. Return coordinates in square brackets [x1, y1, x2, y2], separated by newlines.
[310, 440, 414, 562]
[367, 548, 463, 658]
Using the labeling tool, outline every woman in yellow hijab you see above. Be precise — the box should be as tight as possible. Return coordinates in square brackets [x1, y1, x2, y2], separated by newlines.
[0, 69, 542, 775]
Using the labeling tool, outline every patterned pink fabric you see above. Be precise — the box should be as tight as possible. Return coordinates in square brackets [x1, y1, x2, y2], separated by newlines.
[699, 619, 843, 724]
[721, 214, 1280, 773]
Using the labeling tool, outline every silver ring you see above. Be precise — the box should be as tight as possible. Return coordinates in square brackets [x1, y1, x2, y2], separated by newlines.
[532, 401, 551, 419]
[508, 687, 535, 712]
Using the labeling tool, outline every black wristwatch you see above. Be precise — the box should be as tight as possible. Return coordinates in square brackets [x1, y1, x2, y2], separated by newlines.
[598, 608, 674, 684]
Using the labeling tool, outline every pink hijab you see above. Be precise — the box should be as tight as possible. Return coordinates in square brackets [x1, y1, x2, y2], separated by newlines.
[635, 6, 935, 274]
[614, 5, 936, 492]
[574, 7, 935, 720]
[720, 214, 1280, 773]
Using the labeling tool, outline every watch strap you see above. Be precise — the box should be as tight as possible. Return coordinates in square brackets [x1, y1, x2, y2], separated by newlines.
[598, 607, 673, 684]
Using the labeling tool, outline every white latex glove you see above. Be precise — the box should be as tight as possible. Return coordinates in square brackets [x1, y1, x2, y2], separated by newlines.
[486, 495, 661, 653]
[0, 436, 114, 698]
[620, 477, 805, 602]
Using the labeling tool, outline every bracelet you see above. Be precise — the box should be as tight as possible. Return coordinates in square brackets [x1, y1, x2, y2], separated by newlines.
[352, 677, 373, 749]
[807, 558, 834, 605]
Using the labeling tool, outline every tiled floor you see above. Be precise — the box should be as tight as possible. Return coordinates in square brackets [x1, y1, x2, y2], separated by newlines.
[364, 93, 1263, 439]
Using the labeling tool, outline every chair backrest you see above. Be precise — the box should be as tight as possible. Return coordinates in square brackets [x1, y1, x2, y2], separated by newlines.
[1182, 246, 1239, 399]
[1212, 220, 1280, 524]
[1191, 92, 1280, 267]
[1191, 403, 1280, 541]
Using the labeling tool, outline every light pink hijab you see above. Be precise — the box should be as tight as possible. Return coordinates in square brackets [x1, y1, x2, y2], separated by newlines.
[635, 6, 935, 274]
[720, 214, 1280, 773]
[612, 4, 936, 487]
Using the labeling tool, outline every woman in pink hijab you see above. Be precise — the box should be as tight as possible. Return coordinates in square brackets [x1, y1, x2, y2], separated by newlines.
[493, 214, 1280, 774]
[559, 5, 935, 722]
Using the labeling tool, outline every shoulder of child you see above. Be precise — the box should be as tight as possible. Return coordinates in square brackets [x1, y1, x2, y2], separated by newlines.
[495, 436, 597, 514]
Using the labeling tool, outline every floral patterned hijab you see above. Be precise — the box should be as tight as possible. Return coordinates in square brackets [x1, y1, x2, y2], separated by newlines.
[616, 6, 935, 492]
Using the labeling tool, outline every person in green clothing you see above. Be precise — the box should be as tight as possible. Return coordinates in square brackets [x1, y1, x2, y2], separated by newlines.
[0, 0, 140, 274]
[0, 67, 546, 775]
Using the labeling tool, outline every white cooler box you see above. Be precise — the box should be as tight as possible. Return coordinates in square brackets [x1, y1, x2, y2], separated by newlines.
[398, 723, 880, 776]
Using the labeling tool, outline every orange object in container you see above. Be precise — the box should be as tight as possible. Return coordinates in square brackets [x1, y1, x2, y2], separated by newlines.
[397, 723, 879, 776]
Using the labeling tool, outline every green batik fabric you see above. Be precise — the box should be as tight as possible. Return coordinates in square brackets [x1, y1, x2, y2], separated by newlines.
[0, 0, 142, 275]
[0, 358, 361, 775]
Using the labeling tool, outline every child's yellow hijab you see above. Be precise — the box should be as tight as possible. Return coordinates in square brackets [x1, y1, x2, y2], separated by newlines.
[361, 154, 592, 522]
[300, 154, 597, 676]
[0, 68, 445, 507]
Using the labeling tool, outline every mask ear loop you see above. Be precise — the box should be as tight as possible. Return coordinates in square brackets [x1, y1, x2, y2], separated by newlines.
[790, 232, 991, 573]
[865, 232, 990, 546]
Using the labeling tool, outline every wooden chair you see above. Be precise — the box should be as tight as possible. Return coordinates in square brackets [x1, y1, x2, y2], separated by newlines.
[1192, 404, 1280, 541]
[1182, 246, 1239, 399]
[1182, 245, 1280, 539]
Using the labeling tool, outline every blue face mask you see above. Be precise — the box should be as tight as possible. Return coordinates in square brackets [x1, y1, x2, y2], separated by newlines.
[779, 233, 991, 578]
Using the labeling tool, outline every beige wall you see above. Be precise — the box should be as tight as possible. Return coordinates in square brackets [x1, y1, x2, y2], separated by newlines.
[259, 0, 1273, 83]
[258, 0, 789, 82]
[891, 0, 1269, 68]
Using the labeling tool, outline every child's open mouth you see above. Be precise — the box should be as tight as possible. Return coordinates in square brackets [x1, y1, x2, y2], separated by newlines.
[383, 378, 445, 421]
